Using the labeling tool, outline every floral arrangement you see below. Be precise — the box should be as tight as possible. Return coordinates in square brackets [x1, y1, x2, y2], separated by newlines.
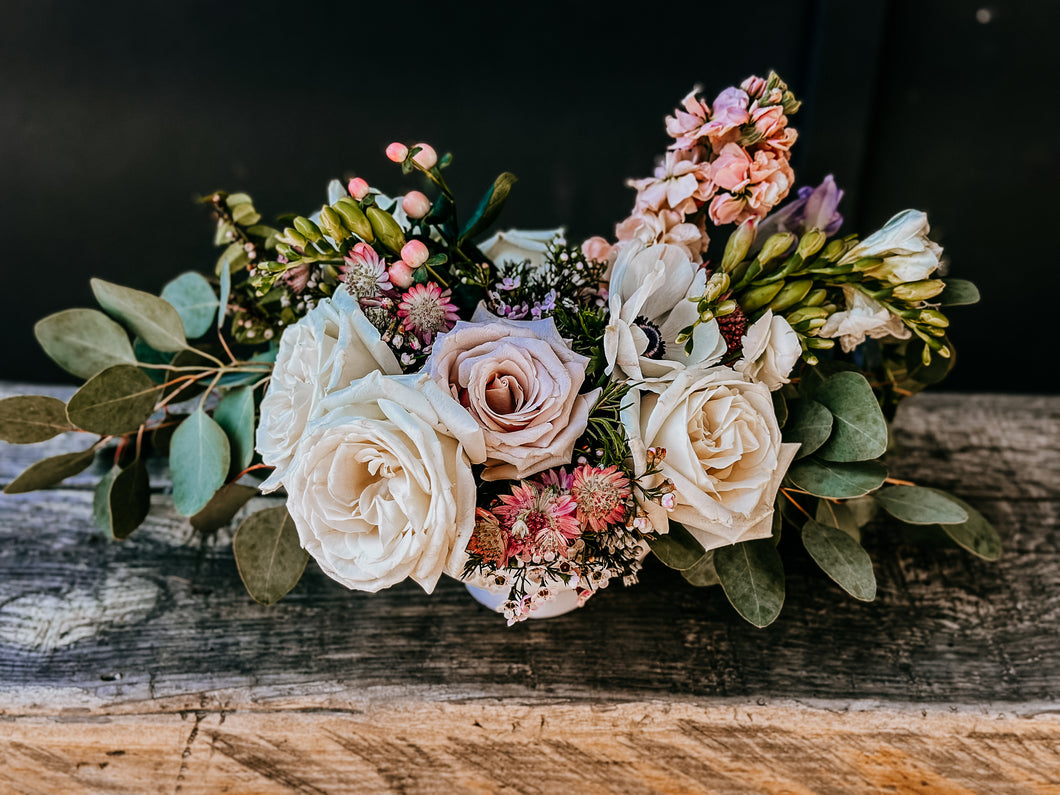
[0, 72, 1000, 626]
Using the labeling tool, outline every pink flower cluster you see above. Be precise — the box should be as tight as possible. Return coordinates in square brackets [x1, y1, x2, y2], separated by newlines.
[611, 73, 800, 261]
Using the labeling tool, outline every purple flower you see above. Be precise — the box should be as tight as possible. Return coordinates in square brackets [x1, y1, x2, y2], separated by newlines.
[757, 175, 844, 240]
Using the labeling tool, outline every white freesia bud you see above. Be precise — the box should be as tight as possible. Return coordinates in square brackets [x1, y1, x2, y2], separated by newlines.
[840, 209, 943, 284]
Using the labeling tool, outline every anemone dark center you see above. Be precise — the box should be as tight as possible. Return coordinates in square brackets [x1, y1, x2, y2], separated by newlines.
[633, 316, 666, 359]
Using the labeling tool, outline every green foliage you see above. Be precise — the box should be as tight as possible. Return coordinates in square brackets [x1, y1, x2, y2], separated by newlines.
[34, 308, 137, 379]
[92, 460, 150, 540]
[91, 278, 188, 352]
[933, 492, 1002, 561]
[213, 386, 256, 472]
[801, 519, 876, 601]
[680, 550, 720, 587]
[0, 395, 72, 444]
[67, 365, 160, 436]
[161, 272, 219, 339]
[460, 172, 517, 244]
[190, 482, 259, 533]
[785, 458, 888, 499]
[783, 398, 832, 459]
[233, 505, 309, 605]
[648, 521, 707, 571]
[3, 447, 97, 494]
[873, 485, 968, 525]
[937, 278, 980, 306]
[169, 408, 230, 516]
[715, 539, 786, 627]
[815, 496, 878, 542]
[812, 371, 888, 462]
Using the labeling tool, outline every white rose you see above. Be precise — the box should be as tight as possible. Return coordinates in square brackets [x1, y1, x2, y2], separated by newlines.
[818, 285, 911, 353]
[477, 228, 564, 270]
[839, 209, 943, 284]
[283, 372, 486, 594]
[624, 366, 800, 551]
[735, 310, 801, 391]
[256, 289, 401, 492]
[603, 241, 727, 382]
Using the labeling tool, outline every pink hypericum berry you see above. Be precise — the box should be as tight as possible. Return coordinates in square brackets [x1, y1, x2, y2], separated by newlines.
[402, 190, 431, 219]
[388, 260, 415, 289]
[347, 177, 370, 200]
[385, 142, 409, 163]
[411, 142, 438, 169]
[401, 239, 430, 269]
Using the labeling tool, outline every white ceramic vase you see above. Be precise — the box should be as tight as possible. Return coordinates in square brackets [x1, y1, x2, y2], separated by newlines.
[465, 583, 582, 619]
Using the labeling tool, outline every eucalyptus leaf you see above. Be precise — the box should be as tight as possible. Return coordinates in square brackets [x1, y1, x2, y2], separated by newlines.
[931, 491, 1002, 561]
[681, 550, 720, 587]
[190, 482, 259, 532]
[812, 371, 888, 461]
[91, 278, 188, 352]
[92, 460, 150, 540]
[34, 308, 137, 379]
[802, 519, 877, 601]
[3, 447, 97, 494]
[213, 386, 255, 472]
[937, 278, 980, 306]
[784, 399, 833, 459]
[169, 408, 230, 516]
[233, 505, 309, 605]
[874, 485, 968, 525]
[161, 272, 219, 339]
[0, 395, 73, 444]
[67, 364, 161, 435]
[797, 360, 860, 400]
[133, 337, 175, 383]
[815, 496, 878, 541]
[772, 390, 788, 428]
[648, 521, 707, 571]
[715, 539, 785, 627]
[786, 457, 888, 499]
[460, 172, 518, 244]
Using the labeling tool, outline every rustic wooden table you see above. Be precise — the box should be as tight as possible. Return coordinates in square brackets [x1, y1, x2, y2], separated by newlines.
[1, 384, 1058, 794]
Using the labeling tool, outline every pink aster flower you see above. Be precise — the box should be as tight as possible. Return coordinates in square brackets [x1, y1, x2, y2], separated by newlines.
[494, 481, 579, 560]
[570, 465, 632, 532]
[342, 242, 391, 299]
[397, 282, 459, 344]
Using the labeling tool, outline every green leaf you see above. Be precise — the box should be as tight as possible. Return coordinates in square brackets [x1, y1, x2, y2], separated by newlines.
[813, 371, 888, 462]
[784, 399, 833, 459]
[786, 457, 888, 499]
[772, 390, 788, 428]
[797, 360, 860, 400]
[648, 521, 707, 571]
[34, 308, 137, 379]
[715, 539, 786, 627]
[931, 492, 1002, 561]
[459, 172, 518, 244]
[233, 505, 309, 605]
[231, 203, 261, 226]
[133, 337, 175, 383]
[92, 460, 150, 540]
[161, 347, 218, 401]
[169, 408, 230, 516]
[218, 254, 232, 330]
[815, 496, 878, 542]
[216, 241, 249, 276]
[937, 278, 980, 306]
[213, 386, 255, 472]
[3, 447, 97, 494]
[190, 482, 259, 532]
[874, 485, 968, 525]
[801, 519, 877, 601]
[0, 395, 73, 444]
[161, 272, 219, 339]
[91, 278, 189, 353]
[67, 364, 160, 435]
[681, 550, 720, 587]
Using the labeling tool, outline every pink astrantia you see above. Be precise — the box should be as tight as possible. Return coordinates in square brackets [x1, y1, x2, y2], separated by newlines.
[494, 481, 580, 560]
[570, 465, 632, 531]
[397, 282, 459, 344]
[342, 242, 391, 299]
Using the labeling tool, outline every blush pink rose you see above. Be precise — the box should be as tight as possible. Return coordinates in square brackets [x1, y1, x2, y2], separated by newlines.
[423, 307, 601, 481]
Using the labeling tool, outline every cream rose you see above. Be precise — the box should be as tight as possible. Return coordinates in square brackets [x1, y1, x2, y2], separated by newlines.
[283, 372, 486, 594]
[256, 289, 401, 492]
[624, 366, 800, 551]
[603, 241, 727, 382]
[423, 306, 600, 481]
[477, 228, 564, 270]
[735, 310, 801, 391]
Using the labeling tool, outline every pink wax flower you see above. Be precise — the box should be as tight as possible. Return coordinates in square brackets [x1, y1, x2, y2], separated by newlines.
[397, 282, 459, 344]
[385, 142, 409, 163]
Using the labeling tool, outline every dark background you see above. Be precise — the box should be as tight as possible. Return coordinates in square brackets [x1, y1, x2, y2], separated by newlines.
[2, 0, 1056, 392]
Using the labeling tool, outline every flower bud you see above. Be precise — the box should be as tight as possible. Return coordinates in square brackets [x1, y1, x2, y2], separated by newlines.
[347, 177, 370, 200]
[785, 306, 829, 326]
[739, 280, 785, 313]
[795, 228, 827, 259]
[714, 299, 738, 317]
[388, 260, 415, 289]
[820, 239, 849, 262]
[385, 142, 409, 163]
[334, 198, 374, 242]
[891, 279, 945, 301]
[720, 218, 757, 272]
[804, 336, 835, 350]
[366, 206, 407, 254]
[411, 143, 438, 169]
[918, 308, 949, 327]
[293, 216, 323, 243]
[757, 232, 797, 265]
[279, 227, 308, 249]
[402, 190, 431, 219]
[318, 205, 349, 242]
[803, 288, 828, 306]
[401, 239, 430, 269]
[768, 279, 813, 312]
[703, 271, 731, 302]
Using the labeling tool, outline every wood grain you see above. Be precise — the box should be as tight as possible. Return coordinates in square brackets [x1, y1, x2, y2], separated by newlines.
[2, 386, 1059, 792]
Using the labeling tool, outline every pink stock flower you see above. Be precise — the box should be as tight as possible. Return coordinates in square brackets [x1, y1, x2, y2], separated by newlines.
[616, 208, 709, 262]
[709, 144, 752, 193]
[581, 236, 614, 263]
[397, 282, 459, 344]
[665, 88, 711, 150]
[629, 150, 714, 215]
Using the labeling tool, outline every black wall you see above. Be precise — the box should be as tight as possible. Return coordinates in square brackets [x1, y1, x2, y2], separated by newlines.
[2, 1, 1055, 392]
